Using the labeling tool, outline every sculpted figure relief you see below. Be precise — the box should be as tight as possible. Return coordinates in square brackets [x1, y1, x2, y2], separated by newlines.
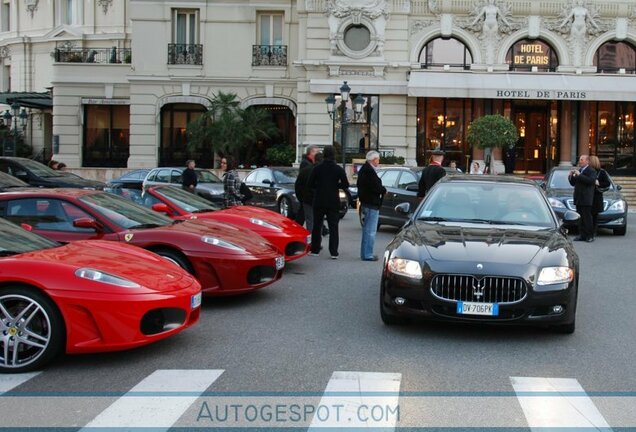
[556, 0, 602, 66]
[467, 0, 516, 64]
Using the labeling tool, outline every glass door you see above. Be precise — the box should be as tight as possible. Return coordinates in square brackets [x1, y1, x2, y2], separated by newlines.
[513, 108, 549, 173]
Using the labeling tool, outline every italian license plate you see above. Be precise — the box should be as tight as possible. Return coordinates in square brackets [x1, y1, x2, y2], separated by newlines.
[275, 256, 285, 270]
[191, 292, 202, 310]
[457, 301, 499, 316]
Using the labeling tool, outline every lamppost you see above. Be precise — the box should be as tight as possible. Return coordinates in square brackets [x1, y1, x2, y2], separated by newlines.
[325, 81, 365, 171]
[2, 102, 28, 157]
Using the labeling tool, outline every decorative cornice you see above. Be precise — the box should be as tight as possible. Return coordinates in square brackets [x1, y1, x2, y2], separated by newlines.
[25, 0, 38, 19]
[97, 0, 113, 15]
[410, 19, 436, 36]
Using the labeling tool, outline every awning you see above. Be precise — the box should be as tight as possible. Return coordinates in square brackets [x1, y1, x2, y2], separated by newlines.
[408, 71, 636, 101]
[0, 92, 52, 109]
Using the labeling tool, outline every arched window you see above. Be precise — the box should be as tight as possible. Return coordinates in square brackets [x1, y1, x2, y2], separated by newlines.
[506, 39, 558, 72]
[419, 37, 472, 70]
[594, 41, 636, 74]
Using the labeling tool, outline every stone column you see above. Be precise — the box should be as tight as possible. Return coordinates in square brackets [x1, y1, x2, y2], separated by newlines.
[559, 101, 573, 166]
[578, 101, 591, 156]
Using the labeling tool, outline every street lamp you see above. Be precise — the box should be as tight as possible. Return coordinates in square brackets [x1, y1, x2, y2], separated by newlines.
[2, 102, 28, 157]
[325, 81, 365, 171]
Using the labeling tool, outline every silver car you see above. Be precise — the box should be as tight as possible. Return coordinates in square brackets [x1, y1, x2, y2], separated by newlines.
[142, 167, 224, 204]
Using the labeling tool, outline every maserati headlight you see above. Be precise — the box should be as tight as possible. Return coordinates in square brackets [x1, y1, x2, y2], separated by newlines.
[75, 268, 141, 288]
[339, 190, 347, 199]
[608, 200, 626, 212]
[548, 198, 566, 209]
[249, 218, 282, 231]
[388, 258, 422, 280]
[201, 236, 245, 252]
[537, 267, 574, 286]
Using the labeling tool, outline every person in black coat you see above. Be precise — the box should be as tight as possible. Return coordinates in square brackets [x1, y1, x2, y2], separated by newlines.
[589, 155, 611, 237]
[295, 152, 323, 240]
[182, 160, 198, 192]
[568, 155, 597, 242]
[295, 145, 319, 225]
[357, 151, 386, 261]
[417, 148, 446, 198]
[307, 146, 349, 258]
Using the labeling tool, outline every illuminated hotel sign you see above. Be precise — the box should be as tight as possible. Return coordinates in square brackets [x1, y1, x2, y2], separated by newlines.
[513, 43, 550, 66]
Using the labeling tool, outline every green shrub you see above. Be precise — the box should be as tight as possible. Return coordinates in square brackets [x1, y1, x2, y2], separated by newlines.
[265, 144, 296, 166]
[466, 114, 518, 149]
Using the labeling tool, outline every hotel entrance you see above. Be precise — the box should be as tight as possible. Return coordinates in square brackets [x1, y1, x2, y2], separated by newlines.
[511, 101, 559, 174]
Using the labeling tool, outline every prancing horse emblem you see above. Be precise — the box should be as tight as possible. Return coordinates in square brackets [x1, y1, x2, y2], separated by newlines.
[472, 278, 485, 298]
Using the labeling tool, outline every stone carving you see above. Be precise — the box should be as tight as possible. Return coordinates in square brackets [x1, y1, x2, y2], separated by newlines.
[549, 0, 606, 67]
[428, 0, 440, 15]
[325, 0, 390, 57]
[0, 46, 10, 59]
[25, 0, 38, 18]
[461, 0, 519, 65]
[97, 0, 113, 14]
[410, 19, 436, 36]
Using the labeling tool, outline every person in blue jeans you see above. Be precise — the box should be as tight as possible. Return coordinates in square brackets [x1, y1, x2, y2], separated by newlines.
[356, 151, 386, 261]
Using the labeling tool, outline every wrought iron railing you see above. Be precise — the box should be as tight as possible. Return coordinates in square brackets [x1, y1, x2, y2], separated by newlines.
[54, 48, 131, 64]
[167, 44, 203, 65]
[252, 45, 288, 67]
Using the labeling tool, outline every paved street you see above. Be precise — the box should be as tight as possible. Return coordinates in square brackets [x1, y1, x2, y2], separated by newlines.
[2, 210, 636, 429]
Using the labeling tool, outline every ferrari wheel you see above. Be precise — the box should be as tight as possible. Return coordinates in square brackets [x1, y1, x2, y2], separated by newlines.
[155, 249, 194, 274]
[0, 287, 64, 373]
[278, 197, 292, 218]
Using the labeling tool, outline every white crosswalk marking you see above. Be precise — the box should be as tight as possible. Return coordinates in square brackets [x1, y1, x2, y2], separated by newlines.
[308, 371, 401, 429]
[511, 376, 613, 431]
[0, 371, 40, 394]
[81, 369, 224, 431]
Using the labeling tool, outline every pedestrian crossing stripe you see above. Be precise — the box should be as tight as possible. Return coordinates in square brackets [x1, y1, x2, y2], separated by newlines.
[0, 371, 631, 429]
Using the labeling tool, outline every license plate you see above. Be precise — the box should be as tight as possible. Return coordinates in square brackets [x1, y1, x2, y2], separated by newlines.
[191, 292, 202, 309]
[275, 256, 285, 270]
[456, 301, 499, 316]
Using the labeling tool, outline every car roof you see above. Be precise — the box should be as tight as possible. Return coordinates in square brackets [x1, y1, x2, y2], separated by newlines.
[377, 166, 423, 172]
[0, 188, 98, 198]
[438, 174, 538, 186]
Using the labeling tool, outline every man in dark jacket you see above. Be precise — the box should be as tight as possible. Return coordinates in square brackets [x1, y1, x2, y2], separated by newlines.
[182, 160, 198, 192]
[295, 145, 319, 224]
[357, 151, 386, 261]
[568, 155, 597, 242]
[308, 146, 349, 259]
[417, 148, 446, 198]
[295, 152, 323, 241]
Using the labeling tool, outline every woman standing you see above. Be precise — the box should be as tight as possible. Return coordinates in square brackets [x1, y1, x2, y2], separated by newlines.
[589, 155, 610, 238]
[221, 156, 243, 207]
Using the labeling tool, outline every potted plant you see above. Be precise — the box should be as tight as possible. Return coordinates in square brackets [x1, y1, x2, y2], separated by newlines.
[466, 114, 518, 173]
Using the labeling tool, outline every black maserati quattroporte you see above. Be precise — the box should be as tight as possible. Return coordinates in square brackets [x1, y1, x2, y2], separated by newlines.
[381, 175, 580, 334]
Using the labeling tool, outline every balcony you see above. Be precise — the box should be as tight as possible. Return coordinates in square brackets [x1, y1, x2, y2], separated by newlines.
[167, 44, 203, 65]
[252, 45, 287, 67]
[54, 48, 131, 64]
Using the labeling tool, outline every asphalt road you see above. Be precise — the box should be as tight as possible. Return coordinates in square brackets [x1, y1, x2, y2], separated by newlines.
[3, 210, 636, 429]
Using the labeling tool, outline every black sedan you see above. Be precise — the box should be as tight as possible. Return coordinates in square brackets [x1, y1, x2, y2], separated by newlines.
[244, 167, 348, 219]
[0, 157, 105, 189]
[381, 175, 580, 334]
[544, 166, 628, 236]
[142, 167, 224, 204]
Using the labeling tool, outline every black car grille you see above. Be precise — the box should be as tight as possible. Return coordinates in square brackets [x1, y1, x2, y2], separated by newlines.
[430, 274, 527, 304]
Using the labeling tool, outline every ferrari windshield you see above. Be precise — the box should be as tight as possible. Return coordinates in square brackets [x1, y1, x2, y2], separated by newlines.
[417, 182, 555, 228]
[80, 192, 173, 229]
[153, 187, 222, 212]
[0, 218, 58, 255]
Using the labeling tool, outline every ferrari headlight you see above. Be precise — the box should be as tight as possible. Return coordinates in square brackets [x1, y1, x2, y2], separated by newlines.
[388, 258, 422, 280]
[608, 200, 625, 212]
[75, 268, 141, 288]
[201, 236, 245, 252]
[548, 198, 566, 209]
[249, 218, 282, 231]
[537, 267, 574, 286]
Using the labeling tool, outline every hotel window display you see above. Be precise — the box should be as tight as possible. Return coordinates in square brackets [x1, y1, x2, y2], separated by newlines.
[419, 37, 472, 70]
[506, 39, 558, 72]
[589, 101, 636, 173]
[594, 41, 636, 74]
[160, 104, 206, 167]
[331, 95, 379, 155]
[83, 105, 129, 168]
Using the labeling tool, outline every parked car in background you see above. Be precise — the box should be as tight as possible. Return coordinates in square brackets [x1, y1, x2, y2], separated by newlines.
[143, 167, 224, 204]
[243, 167, 349, 219]
[544, 166, 628, 236]
[0, 170, 28, 191]
[107, 169, 151, 188]
[0, 157, 105, 190]
[381, 175, 580, 333]
[0, 189, 285, 296]
[112, 184, 311, 262]
[0, 217, 201, 373]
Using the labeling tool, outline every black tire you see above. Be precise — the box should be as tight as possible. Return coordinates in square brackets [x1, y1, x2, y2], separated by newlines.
[0, 286, 65, 373]
[278, 196, 293, 219]
[153, 248, 194, 274]
[613, 226, 627, 236]
[380, 279, 407, 326]
[552, 319, 575, 334]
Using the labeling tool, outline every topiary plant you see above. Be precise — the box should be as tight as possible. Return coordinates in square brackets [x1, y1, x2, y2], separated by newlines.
[466, 114, 518, 150]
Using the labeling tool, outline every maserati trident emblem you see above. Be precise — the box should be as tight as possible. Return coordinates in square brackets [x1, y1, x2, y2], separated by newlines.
[472, 278, 485, 298]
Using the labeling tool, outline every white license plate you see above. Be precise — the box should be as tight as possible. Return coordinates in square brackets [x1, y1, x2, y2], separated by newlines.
[275, 256, 285, 270]
[456, 301, 499, 316]
[191, 292, 202, 309]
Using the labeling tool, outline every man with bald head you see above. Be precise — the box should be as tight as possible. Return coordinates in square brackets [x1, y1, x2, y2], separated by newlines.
[568, 154, 597, 242]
